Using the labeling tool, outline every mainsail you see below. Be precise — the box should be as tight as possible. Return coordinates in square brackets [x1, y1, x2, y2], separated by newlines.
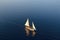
[25, 19, 29, 26]
[32, 22, 36, 30]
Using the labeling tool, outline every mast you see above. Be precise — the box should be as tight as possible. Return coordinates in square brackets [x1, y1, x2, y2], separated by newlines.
[25, 18, 30, 26]
[32, 22, 36, 30]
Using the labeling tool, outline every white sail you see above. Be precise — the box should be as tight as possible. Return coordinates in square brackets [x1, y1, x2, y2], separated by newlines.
[25, 18, 29, 26]
[32, 22, 36, 30]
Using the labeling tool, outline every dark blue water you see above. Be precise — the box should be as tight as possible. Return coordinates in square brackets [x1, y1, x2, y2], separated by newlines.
[0, 0, 60, 40]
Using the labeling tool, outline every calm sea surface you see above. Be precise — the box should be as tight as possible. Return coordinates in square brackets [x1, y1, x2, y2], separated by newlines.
[0, 0, 60, 40]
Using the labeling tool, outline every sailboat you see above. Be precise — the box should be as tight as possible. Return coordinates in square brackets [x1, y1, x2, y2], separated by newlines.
[25, 18, 30, 27]
[32, 22, 36, 30]
[25, 18, 36, 30]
